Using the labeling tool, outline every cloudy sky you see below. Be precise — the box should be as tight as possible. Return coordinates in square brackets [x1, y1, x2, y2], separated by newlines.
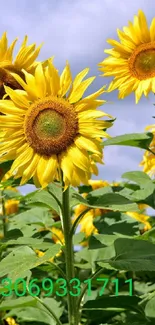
[1, 0, 155, 193]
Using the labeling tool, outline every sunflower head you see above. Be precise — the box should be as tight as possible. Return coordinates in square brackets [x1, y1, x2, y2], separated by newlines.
[98, 10, 155, 103]
[0, 60, 113, 189]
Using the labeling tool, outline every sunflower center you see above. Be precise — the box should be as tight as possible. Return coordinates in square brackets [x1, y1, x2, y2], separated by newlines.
[24, 96, 78, 156]
[128, 42, 155, 80]
[34, 110, 65, 139]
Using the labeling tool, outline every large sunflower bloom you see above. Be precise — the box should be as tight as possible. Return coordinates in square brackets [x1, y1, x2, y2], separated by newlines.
[0, 32, 44, 98]
[0, 60, 113, 188]
[98, 10, 155, 103]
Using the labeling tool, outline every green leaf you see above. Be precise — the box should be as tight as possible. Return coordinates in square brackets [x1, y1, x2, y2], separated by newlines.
[82, 296, 143, 323]
[83, 296, 142, 311]
[145, 296, 155, 318]
[0, 296, 37, 310]
[11, 207, 54, 228]
[91, 234, 128, 247]
[122, 171, 151, 186]
[25, 190, 59, 213]
[94, 219, 138, 236]
[87, 186, 113, 198]
[0, 244, 61, 281]
[108, 238, 155, 271]
[76, 245, 115, 270]
[1, 237, 57, 250]
[5, 298, 63, 325]
[73, 192, 139, 212]
[73, 232, 85, 245]
[103, 132, 153, 150]
[121, 172, 155, 200]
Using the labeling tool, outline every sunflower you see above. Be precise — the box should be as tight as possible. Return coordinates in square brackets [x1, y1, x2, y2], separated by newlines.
[98, 10, 155, 103]
[140, 124, 155, 175]
[0, 60, 113, 188]
[0, 32, 45, 98]
[5, 318, 19, 325]
[0, 186, 19, 216]
[126, 210, 151, 232]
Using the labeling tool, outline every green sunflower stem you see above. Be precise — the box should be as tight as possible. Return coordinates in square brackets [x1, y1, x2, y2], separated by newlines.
[62, 185, 78, 325]
[1, 190, 7, 237]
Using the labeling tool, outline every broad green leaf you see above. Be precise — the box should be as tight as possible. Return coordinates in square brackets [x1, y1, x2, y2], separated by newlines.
[94, 219, 138, 236]
[73, 193, 139, 212]
[83, 296, 142, 311]
[103, 132, 153, 150]
[145, 296, 155, 318]
[91, 234, 128, 247]
[87, 186, 113, 198]
[0, 237, 57, 250]
[24, 190, 59, 213]
[122, 171, 151, 186]
[82, 296, 143, 323]
[76, 245, 115, 270]
[5, 298, 63, 325]
[122, 171, 155, 201]
[0, 296, 36, 310]
[47, 182, 62, 203]
[108, 238, 155, 271]
[73, 232, 85, 245]
[0, 244, 61, 281]
[130, 185, 155, 201]
[11, 207, 54, 228]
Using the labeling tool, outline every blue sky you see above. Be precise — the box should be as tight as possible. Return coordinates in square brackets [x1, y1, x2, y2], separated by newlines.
[1, 0, 155, 194]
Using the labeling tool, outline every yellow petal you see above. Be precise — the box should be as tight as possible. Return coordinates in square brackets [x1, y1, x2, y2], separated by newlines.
[0, 100, 26, 115]
[10, 145, 33, 173]
[135, 82, 143, 103]
[4, 86, 29, 108]
[58, 61, 72, 97]
[150, 17, 155, 41]
[60, 152, 74, 181]
[68, 146, 90, 171]
[68, 76, 95, 104]
[71, 68, 89, 89]
[75, 136, 101, 154]
[35, 64, 46, 97]
[138, 10, 150, 42]
[21, 153, 40, 185]
[46, 60, 60, 96]
[40, 155, 58, 187]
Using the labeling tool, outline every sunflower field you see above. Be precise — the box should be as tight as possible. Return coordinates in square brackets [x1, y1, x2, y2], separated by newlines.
[1, 4, 155, 325]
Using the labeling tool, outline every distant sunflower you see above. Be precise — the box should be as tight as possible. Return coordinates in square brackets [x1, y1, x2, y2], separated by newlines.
[5, 317, 19, 325]
[0, 32, 44, 98]
[0, 60, 113, 188]
[98, 10, 155, 103]
[140, 124, 155, 175]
